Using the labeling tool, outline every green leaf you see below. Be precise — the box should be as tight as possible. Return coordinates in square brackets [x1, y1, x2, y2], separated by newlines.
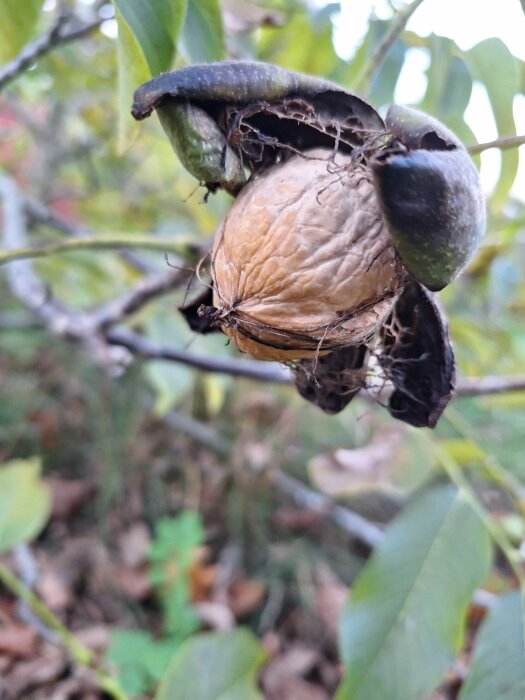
[465, 39, 520, 209]
[0, 0, 43, 63]
[438, 439, 486, 466]
[112, 0, 187, 145]
[418, 36, 476, 147]
[179, 0, 224, 63]
[0, 458, 51, 554]
[336, 485, 492, 700]
[155, 629, 266, 700]
[459, 591, 525, 699]
[107, 630, 156, 696]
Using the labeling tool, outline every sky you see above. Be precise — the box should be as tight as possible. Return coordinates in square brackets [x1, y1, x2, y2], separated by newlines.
[331, 0, 525, 198]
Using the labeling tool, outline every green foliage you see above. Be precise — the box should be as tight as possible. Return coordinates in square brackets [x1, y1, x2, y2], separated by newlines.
[112, 0, 187, 142]
[337, 485, 492, 700]
[459, 591, 525, 699]
[106, 511, 204, 696]
[0, 458, 51, 554]
[155, 629, 266, 700]
[0, 0, 43, 62]
[179, 0, 224, 63]
[465, 39, 520, 209]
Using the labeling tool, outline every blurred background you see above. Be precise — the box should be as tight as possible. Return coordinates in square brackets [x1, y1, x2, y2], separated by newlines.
[1, 1, 524, 698]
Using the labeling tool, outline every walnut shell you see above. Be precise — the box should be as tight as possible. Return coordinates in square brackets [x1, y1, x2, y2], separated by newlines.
[211, 149, 407, 361]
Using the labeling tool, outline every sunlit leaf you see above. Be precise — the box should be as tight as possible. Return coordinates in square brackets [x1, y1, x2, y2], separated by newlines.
[465, 39, 520, 209]
[0, 0, 43, 63]
[438, 439, 486, 466]
[112, 0, 187, 145]
[179, 0, 224, 64]
[336, 485, 492, 700]
[0, 458, 51, 554]
[155, 629, 266, 700]
[459, 591, 525, 699]
[419, 36, 476, 147]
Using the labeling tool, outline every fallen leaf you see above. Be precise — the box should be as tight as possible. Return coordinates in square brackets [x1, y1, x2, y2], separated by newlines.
[308, 427, 404, 497]
[261, 645, 326, 700]
[4, 646, 66, 697]
[313, 565, 348, 639]
[116, 565, 153, 601]
[194, 601, 235, 631]
[117, 522, 151, 568]
[0, 623, 38, 658]
[36, 567, 72, 612]
[45, 476, 95, 520]
[228, 579, 266, 618]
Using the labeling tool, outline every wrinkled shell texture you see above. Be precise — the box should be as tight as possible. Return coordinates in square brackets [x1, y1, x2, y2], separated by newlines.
[212, 149, 407, 361]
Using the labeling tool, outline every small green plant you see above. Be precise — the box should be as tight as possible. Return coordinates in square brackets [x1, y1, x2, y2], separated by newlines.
[106, 511, 205, 697]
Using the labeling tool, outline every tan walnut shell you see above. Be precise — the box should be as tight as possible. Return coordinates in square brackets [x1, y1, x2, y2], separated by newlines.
[211, 148, 407, 362]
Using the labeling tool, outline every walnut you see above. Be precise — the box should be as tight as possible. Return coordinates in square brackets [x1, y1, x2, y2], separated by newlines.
[211, 149, 406, 361]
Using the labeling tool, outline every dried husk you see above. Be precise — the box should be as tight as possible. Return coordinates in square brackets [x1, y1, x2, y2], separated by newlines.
[210, 148, 407, 361]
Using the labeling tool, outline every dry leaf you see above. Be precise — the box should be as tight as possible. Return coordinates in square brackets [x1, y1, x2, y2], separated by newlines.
[228, 579, 266, 618]
[45, 476, 95, 520]
[117, 522, 151, 568]
[308, 427, 404, 497]
[0, 624, 38, 658]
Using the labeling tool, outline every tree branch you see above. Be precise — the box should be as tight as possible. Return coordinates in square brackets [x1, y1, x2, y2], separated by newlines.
[107, 327, 292, 383]
[0, 234, 198, 266]
[0, 10, 103, 92]
[467, 134, 525, 155]
[356, 0, 427, 94]
[454, 375, 525, 397]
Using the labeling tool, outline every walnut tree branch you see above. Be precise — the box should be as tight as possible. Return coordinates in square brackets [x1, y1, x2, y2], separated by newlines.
[0, 10, 103, 92]
[467, 134, 525, 155]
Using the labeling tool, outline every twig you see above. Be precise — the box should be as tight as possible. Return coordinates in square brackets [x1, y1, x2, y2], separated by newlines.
[455, 375, 525, 397]
[0, 10, 102, 92]
[0, 234, 198, 266]
[271, 471, 384, 548]
[468, 134, 525, 155]
[355, 0, 427, 93]
[90, 267, 193, 329]
[107, 327, 293, 383]
[0, 562, 128, 700]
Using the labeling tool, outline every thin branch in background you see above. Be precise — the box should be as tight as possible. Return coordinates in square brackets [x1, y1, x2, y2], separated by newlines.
[454, 375, 525, 397]
[467, 134, 525, 154]
[107, 327, 293, 384]
[355, 0, 427, 94]
[0, 10, 103, 92]
[91, 267, 193, 329]
[0, 234, 198, 267]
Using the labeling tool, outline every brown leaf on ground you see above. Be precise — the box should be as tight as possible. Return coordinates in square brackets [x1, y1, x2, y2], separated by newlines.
[115, 565, 153, 601]
[3, 645, 66, 698]
[116, 522, 151, 568]
[261, 645, 328, 700]
[188, 556, 219, 602]
[228, 578, 266, 618]
[36, 565, 73, 612]
[75, 624, 111, 653]
[45, 476, 96, 520]
[308, 427, 404, 497]
[313, 565, 348, 640]
[0, 623, 38, 658]
[195, 601, 235, 631]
